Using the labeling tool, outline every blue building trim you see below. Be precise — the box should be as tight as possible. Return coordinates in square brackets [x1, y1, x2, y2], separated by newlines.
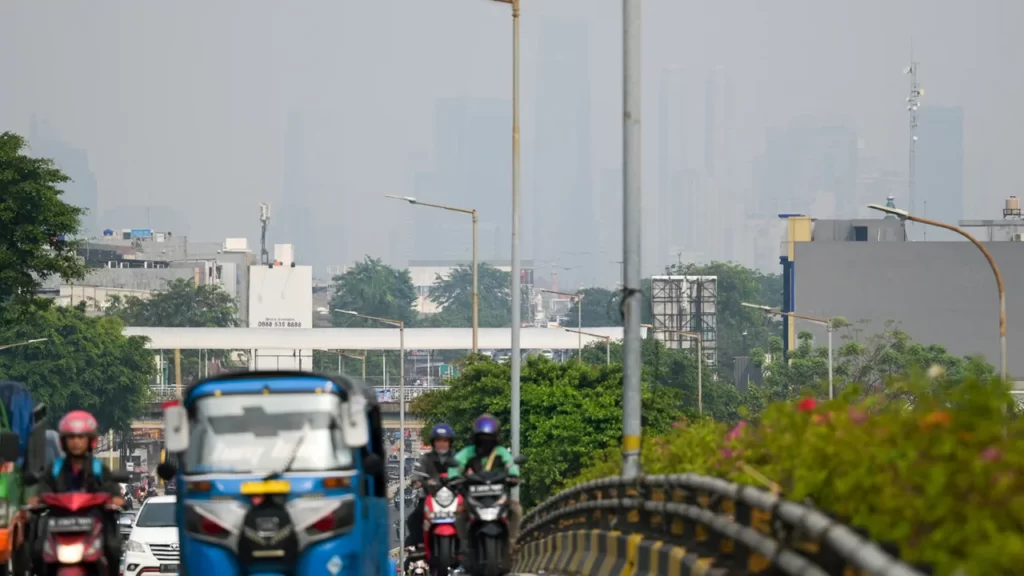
[780, 256, 795, 358]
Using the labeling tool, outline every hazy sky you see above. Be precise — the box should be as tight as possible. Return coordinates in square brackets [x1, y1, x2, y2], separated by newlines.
[3, 0, 1022, 283]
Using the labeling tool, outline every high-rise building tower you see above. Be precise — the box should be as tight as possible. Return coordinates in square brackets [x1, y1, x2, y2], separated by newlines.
[704, 67, 733, 261]
[530, 17, 594, 286]
[412, 98, 511, 262]
[29, 118, 99, 236]
[916, 106, 964, 240]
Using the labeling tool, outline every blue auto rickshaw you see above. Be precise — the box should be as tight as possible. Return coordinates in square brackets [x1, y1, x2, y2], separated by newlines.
[156, 371, 390, 576]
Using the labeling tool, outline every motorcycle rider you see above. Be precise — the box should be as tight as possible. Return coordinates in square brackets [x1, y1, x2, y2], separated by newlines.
[448, 414, 521, 566]
[29, 410, 125, 571]
[404, 422, 456, 548]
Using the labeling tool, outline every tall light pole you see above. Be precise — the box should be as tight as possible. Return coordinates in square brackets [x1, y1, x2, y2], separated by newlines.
[542, 289, 585, 363]
[621, 0, 643, 480]
[0, 338, 48, 351]
[490, 0, 523, 502]
[564, 328, 612, 365]
[334, 309, 406, 566]
[868, 203, 1008, 381]
[386, 195, 479, 353]
[743, 302, 835, 400]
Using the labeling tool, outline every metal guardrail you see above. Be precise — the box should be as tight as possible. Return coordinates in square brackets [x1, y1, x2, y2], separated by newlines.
[515, 474, 932, 576]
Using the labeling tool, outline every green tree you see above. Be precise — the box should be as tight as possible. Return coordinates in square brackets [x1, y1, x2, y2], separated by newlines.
[328, 256, 418, 327]
[577, 336, 750, 423]
[0, 303, 154, 432]
[0, 132, 88, 311]
[757, 321, 996, 402]
[561, 287, 622, 327]
[428, 264, 511, 328]
[106, 278, 238, 327]
[411, 356, 683, 506]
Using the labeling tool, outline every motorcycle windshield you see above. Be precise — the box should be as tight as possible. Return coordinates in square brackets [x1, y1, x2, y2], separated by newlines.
[183, 393, 355, 475]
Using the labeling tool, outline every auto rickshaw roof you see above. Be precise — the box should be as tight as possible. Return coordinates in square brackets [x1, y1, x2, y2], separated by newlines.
[183, 370, 377, 408]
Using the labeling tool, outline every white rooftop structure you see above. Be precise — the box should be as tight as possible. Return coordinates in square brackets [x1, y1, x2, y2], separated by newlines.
[123, 327, 634, 350]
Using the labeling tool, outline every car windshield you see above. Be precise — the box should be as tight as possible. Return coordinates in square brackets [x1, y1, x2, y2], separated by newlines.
[136, 502, 175, 527]
[184, 393, 355, 474]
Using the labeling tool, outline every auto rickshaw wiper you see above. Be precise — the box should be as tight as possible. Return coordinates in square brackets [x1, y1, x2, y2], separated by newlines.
[262, 421, 311, 481]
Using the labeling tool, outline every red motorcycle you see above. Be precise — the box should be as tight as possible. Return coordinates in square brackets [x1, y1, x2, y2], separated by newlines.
[37, 492, 116, 576]
[422, 474, 461, 576]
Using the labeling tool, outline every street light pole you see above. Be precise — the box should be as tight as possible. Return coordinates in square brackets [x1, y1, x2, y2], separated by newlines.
[868, 203, 1008, 381]
[0, 338, 48, 352]
[564, 328, 611, 366]
[386, 195, 479, 353]
[621, 0, 643, 480]
[742, 302, 835, 399]
[488, 0, 522, 500]
[334, 309, 405, 566]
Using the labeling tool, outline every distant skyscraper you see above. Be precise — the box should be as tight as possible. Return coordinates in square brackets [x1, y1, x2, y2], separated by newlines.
[412, 98, 511, 263]
[29, 118, 99, 236]
[280, 109, 317, 265]
[530, 17, 594, 286]
[753, 116, 857, 220]
[704, 67, 734, 262]
[915, 106, 964, 239]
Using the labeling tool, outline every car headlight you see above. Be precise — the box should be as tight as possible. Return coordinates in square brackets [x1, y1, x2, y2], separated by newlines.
[126, 539, 147, 554]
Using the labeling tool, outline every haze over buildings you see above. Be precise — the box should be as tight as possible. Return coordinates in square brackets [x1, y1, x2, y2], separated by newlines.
[3, 0, 1024, 289]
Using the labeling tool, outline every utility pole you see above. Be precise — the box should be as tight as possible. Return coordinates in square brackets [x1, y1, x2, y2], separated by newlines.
[621, 0, 643, 480]
[905, 52, 922, 239]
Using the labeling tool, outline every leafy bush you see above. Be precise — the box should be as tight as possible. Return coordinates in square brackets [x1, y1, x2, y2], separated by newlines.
[572, 373, 1024, 575]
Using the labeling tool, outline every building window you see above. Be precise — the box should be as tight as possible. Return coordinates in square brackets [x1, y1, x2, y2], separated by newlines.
[853, 226, 868, 242]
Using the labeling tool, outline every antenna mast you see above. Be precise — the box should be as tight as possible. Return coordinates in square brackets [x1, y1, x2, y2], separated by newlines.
[905, 51, 923, 236]
[259, 202, 271, 265]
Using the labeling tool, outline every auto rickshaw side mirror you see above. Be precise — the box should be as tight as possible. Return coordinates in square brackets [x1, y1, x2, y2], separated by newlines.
[32, 403, 47, 422]
[156, 462, 177, 481]
[363, 453, 383, 476]
[0, 431, 19, 463]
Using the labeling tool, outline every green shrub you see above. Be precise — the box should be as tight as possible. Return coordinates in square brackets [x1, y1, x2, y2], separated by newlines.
[572, 374, 1024, 575]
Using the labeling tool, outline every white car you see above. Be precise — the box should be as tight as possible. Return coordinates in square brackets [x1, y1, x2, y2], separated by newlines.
[123, 495, 179, 576]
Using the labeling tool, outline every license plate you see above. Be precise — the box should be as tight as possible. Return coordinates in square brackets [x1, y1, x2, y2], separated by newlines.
[240, 479, 291, 495]
[159, 563, 178, 573]
[48, 516, 93, 532]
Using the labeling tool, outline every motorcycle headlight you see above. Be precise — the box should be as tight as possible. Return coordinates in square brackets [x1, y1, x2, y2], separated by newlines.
[476, 507, 501, 522]
[126, 539, 147, 554]
[433, 487, 454, 508]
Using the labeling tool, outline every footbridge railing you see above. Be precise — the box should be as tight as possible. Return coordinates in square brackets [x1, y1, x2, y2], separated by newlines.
[514, 474, 932, 576]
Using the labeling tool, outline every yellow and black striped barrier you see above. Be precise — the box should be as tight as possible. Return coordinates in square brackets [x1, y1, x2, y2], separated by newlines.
[514, 474, 931, 576]
[514, 530, 731, 576]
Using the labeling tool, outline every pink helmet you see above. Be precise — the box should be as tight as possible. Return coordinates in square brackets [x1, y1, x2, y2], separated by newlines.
[58, 410, 99, 450]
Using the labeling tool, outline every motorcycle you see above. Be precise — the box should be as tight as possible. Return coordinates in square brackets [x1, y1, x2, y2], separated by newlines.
[419, 473, 460, 569]
[452, 469, 517, 576]
[422, 474, 460, 576]
[35, 492, 118, 576]
[404, 549, 429, 576]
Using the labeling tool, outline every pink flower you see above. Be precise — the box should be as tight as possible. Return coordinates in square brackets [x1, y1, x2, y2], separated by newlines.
[672, 420, 686, 429]
[719, 448, 733, 460]
[848, 408, 868, 425]
[981, 446, 1002, 463]
[726, 421, 747, 442]
[797, 398, 817, 412]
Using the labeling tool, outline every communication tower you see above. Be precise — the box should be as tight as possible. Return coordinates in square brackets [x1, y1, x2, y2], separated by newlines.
[904, 54, 923, 235]
[259, 203, 271, 265]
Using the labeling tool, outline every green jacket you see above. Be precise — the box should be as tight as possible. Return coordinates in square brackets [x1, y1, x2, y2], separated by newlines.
[448, 445, 520, 479]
